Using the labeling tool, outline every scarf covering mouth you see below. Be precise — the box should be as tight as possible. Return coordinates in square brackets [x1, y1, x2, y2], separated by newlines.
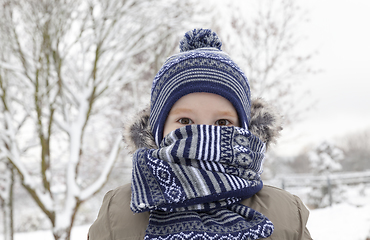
[131, 125, 274, 239]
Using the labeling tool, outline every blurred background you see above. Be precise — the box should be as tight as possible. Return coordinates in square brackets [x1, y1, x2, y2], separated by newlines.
[0, 0, 369, 239]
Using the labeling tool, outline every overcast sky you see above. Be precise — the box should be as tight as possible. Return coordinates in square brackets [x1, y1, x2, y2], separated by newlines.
[273, 0, 370, 156]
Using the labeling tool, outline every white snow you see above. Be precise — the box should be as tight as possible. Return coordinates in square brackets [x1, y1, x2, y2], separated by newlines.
[308, 203, 370, 240]
[79, 135, 122, 201]
[9, 224, 88, 240]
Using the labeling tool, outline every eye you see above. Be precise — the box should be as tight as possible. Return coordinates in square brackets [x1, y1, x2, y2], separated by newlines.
[215, 119, 231, 126]
[177, 118, 194, 125]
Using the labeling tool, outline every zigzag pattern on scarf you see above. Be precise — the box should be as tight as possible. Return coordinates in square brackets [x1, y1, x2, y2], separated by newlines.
[145, 204, 274, 240]
[131, 125, 273, 239]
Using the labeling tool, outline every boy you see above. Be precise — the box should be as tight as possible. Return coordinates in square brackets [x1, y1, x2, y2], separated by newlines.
[88, 29, 312, 240]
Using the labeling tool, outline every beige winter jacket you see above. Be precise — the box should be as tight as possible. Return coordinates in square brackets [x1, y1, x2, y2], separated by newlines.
[88, 183, 312, 240]
[88, 101, 312, 240]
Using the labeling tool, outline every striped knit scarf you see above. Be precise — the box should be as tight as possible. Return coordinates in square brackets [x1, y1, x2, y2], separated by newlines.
[131, 125, 274, 240]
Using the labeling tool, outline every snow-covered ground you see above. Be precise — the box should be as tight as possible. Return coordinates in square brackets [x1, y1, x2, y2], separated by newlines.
[4, 202, 369, 240]
[10, 224, 89, 240]
[308, 203, 370, 240]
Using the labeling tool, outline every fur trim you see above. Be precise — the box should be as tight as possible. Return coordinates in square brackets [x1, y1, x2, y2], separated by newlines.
[249, 98, 283, 150]
[123, 107, 157, 153]
[124, 99, 282, 152]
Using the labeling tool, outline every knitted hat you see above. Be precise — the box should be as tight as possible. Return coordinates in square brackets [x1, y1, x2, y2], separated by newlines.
[149, 28, 251, 145]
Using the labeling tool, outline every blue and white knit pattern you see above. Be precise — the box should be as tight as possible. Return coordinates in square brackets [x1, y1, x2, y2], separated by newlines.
[131, 125, 273, 240]
[145, 204, 273, 240]
[149, 29, 251, 145]
[179, 29, 222, 51]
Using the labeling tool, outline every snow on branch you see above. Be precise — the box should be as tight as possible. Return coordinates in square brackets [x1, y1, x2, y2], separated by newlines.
[0, 0, 206, 238]
[1, 111, 54, 212]
[79, 135, 122, 201]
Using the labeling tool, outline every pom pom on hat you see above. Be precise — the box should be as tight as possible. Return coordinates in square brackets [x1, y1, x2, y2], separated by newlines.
[179, 28, 222, 52]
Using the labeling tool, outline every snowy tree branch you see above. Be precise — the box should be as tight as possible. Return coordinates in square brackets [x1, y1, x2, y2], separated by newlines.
[80, 135, 122, 201]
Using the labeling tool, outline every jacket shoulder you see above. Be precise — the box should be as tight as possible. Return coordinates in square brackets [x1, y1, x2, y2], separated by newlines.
[88, 184, 312, 240]
[241, 185, 312, 240]
[88, 183, 149, 240]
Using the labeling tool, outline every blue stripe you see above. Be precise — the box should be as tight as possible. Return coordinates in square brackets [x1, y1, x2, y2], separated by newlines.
[151, 68, 249, 126]
[197, 167, 217, 196]
[209, 170, 227, 193]
[195, 125, 202, 160]
[173, 128, 199, 197]
[150, 67, 251, 131]
[184, 125, 193, 165]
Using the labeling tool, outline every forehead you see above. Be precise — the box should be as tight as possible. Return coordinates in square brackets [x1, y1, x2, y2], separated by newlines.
[170, 92, 238, 115]
[173, 92, 232, 104]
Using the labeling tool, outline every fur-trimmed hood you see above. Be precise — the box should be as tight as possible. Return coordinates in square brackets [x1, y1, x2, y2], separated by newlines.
[124, 98, 282, 153]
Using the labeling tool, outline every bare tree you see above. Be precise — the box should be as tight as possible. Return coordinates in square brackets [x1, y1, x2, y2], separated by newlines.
[306, 141, 345, 208]
[308, 141, 344, 175]
[337, 128, 370, 171]
[0, 11, 15, 239]
[0, 161, 14, 240]
[205, 0, 316, 126]
[0, 0, 318, 238]
[0, 0, 197, 239]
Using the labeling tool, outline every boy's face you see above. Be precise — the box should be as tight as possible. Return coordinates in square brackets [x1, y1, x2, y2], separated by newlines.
[163, 92, 240, 137]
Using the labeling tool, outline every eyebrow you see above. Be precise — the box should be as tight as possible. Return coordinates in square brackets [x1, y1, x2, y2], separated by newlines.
[217, 111, 238, 118]
[170, 108, 237, 118]
[170, 108, 194, 115]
